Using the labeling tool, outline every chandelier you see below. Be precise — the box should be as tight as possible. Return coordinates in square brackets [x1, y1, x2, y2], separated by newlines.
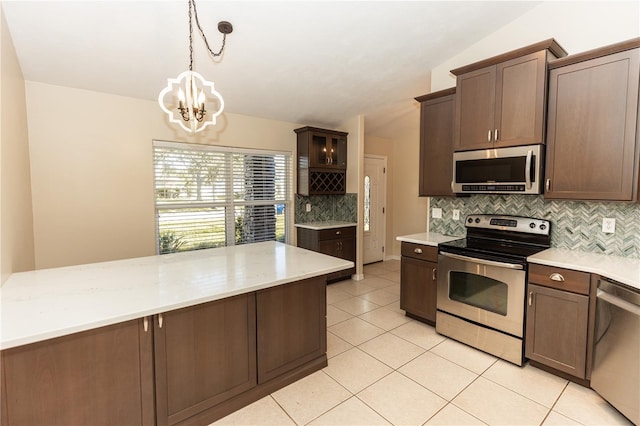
[158, 0, 232, 133]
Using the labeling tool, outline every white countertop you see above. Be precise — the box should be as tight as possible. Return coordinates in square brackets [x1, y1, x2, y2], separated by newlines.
[295, 221, 357, 230]
[0, 242, 353, 350]
[528, 248, 640, 291]
[396, 232, 462, 247]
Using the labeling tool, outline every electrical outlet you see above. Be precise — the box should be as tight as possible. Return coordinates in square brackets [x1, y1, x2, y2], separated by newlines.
[453, 209, 460, 221]
[602, 218, 616, 234]
[432, 208, 442, 219]
[305, 203, 312, 212]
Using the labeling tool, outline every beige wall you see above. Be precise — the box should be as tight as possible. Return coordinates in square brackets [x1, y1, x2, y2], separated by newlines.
[26, 81, 305, 269]
[340, 114, 365, 277]
[1, 5, 35, 283]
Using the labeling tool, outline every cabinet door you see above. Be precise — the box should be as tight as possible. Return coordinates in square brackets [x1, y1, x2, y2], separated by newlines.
[1, 319, 155, 426]
[495, 50, 547, 147]
[256, 276, 327, 383]
[154, 294, 257, 426]
[455, 65, 496, 150]
[525, 284, 589, 378]
[400, 257, 437, 324]
[419, 93, 455, 196]
[545, 48, 640, 200]
[310, 132, 347, 168]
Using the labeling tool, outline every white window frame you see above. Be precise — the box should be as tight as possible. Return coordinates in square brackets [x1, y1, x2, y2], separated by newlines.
[153, 140, 293, 253]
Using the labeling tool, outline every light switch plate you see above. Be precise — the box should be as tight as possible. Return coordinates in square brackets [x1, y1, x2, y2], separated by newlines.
[432, 208, 442, 219]
[453, 209, 460, 221]
[602, 218, 616, 233]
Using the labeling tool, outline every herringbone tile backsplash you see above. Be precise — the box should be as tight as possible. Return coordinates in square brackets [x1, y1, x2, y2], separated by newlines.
[430, 195, 640, 258]
[295, 193, 357, 224]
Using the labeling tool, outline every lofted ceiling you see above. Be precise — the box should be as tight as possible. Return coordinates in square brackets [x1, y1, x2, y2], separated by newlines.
[2, 1, 541, 133]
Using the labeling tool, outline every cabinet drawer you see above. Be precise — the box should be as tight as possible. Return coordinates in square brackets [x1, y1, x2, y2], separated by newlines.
[317, 226, 355, 241]
[528, 264, 590, 295]
[401, 242, 438, 262]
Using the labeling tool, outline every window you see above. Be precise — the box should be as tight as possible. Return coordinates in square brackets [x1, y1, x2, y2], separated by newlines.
[153, 140, 291, 254]
[364, 175, 371, 232]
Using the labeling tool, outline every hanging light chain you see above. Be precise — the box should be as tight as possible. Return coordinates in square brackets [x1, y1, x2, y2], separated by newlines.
[190, 0, 227, 59]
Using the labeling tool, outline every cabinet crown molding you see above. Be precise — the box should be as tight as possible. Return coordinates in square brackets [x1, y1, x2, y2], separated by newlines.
[451, 38, 567, 76]
[549, 37, 640, 70]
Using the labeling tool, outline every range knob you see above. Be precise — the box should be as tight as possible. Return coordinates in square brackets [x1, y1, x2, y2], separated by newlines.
[475, 218, 480, 224]
[467, 218, 473, 224]
[529, 222, 537, 229]
[539, 224, 547, 231]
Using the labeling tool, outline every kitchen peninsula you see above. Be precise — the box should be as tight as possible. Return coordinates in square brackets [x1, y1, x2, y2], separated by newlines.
[1, 242, 353, 425]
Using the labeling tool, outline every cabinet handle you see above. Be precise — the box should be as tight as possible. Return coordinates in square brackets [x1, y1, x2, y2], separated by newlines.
[528, 291, 533, 306]
[158, 313, 164, 328]
[545, 178, 551, 192]
[432, 268, 437, 281]
[487, 130, 492, 142]
[143, 316, 149, 332]
[494, 129, 499, 141]
[414, 248, 423, 254]
[335, 230, 341, 235]
[550, 273, 565, 282]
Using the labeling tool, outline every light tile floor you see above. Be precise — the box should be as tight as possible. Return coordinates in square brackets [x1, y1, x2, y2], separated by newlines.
[214, 259, 632, 426]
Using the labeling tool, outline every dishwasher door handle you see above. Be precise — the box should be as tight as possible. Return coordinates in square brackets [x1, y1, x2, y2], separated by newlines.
[597, 289, 640, 316]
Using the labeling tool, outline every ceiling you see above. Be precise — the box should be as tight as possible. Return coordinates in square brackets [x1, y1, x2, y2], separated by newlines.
[2, 1, 541, 133]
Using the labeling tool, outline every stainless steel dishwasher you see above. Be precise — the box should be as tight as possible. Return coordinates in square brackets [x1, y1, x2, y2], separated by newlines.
[591, 277, 640, 425]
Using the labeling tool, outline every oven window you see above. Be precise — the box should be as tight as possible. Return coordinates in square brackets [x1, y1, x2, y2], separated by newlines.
[449, 272, 508, 316]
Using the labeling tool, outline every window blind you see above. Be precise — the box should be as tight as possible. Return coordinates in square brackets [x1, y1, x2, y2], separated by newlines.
[153, 141, 291, 254]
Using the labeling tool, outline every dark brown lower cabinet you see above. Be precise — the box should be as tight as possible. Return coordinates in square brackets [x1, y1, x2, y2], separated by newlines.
[257, 276, 327, 383]
[154, 294, 257, 426]
[297, 226, 356, 282]
[400, 242, 438, 325]
[1, 318, 155, 426]
[1, 277, 328, 426]
[525, 283, 589, 378]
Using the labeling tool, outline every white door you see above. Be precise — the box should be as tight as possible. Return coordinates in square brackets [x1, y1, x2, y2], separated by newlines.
[364, 155, 387, 264]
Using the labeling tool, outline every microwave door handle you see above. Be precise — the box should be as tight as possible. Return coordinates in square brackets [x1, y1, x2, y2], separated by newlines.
[525, 149, 533, 190]
[440, 252, 524, 270]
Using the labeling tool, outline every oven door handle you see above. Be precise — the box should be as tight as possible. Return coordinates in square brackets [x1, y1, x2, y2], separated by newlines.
[440, 252, 524, 270]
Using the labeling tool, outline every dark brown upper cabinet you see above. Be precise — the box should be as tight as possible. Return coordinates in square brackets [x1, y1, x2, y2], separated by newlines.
[545, 38, 640, 201]
[451, 39, 567, 151]
[295, 126, 348, 196]
[415, 88, 456, 197]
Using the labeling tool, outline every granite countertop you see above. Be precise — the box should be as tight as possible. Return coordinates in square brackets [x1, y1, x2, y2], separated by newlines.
[294, 221, 357, 230]
[0, 241, 353, 350]
[528, 248, 640, 291]
[396, 232, 462, 247]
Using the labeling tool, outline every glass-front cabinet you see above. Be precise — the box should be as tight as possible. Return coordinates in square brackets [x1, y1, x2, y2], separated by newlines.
[310, 132, 347, 168]
[295, 126, 348, 195]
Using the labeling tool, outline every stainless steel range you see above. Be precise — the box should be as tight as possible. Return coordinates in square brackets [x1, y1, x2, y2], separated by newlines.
[436, 214, 551, 365]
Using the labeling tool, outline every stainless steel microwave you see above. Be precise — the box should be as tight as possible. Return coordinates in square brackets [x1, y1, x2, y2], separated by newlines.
[452, 144, 543, 194]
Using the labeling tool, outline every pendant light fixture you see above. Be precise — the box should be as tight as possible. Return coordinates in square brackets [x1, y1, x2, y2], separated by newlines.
[158, 0, 232, 133]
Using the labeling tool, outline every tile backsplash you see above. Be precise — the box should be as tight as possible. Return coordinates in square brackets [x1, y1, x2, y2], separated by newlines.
[295, 193, 357, 223]
[430, 195, 640, 259]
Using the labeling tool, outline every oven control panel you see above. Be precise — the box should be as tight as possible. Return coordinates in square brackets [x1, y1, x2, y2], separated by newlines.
[465, 214, 550, 236]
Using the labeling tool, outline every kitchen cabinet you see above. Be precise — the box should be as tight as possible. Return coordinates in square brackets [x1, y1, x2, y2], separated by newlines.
[525, 264, 595, 381]
[451, 39, 566, 151]
[257, 276, 326, 383]
[1, 318, 155, 426]
[1, 278, 329, 426]
[415, 88, 456, 196]
[400, 242, 438, 325]
[544, 38, 640, 201]
[295, 126, 348, 195]
[297, 226, 356, 282]
[154, 294, 257, 426]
